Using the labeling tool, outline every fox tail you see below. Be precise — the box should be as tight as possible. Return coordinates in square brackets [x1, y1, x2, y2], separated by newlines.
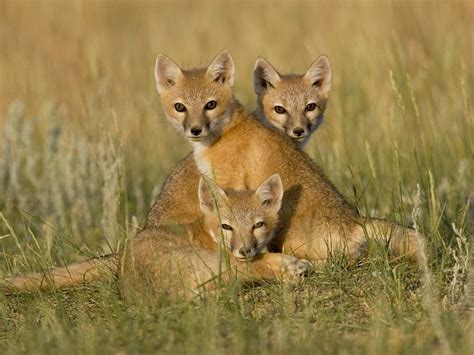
[1, 253, 118, 294]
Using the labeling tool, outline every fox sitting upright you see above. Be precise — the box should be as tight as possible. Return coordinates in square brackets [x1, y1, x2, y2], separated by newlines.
[145, 55, 331, 228]
[152, 50, 419, 263]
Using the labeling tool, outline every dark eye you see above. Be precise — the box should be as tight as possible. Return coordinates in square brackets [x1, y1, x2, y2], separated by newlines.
[305, 103, 316, 112]
[274, 106, 286, 114]
[175, 103, 186, 112]
[253, 222, 265, 229]
[221, 224, 233, 231]
[205, 100, 217, 110]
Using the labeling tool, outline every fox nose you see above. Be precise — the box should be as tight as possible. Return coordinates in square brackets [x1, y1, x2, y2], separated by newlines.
[292, 127, 305, 137]
[190, 126, 203, 136]
[239, 247, 252, 258]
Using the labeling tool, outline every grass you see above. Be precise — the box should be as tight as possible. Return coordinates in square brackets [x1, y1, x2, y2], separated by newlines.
[0, 0, 473, 354]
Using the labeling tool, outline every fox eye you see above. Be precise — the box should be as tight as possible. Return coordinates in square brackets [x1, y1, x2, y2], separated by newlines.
[274, 106, 286, 114]
[205, 100, 217, 110]
[305, 103, 317, 112]
[221, 224, 233, 231]
[175, 103, 186, 112]
[253, 222, 265, 229]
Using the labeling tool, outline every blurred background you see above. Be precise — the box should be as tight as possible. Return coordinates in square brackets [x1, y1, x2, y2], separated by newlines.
[0, 0, 472, 264]
[0, 2, 473, 353]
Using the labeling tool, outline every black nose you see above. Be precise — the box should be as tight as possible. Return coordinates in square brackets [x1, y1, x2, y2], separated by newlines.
[239, 247, 252, 257]
[293, 127, 305, 137]
[190, 126, 203, 136]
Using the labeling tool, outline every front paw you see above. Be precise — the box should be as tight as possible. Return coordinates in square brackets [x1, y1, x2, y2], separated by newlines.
[281, 256, 311, 278]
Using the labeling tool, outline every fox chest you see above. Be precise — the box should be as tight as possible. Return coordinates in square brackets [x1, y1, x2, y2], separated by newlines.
[194, 148, 252, 190]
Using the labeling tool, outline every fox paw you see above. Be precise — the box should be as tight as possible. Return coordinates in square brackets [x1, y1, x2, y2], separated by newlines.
[281, 256, 311, 278]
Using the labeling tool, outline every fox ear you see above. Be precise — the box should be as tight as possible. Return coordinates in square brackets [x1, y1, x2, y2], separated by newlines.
[155, 54, 184, 92]
[256, 174, 283, 212]
[198, 176, 228, 214]
[304, 55, 332, 97]
[254, 58, 281, 95]
[206, 50, 235, 86]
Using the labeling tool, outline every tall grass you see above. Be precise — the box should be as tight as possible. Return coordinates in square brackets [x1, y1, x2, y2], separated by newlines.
[0, 1, 473, 354]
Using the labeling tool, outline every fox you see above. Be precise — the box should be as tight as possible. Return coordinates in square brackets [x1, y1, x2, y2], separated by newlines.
[119, 174, 310, 301]
[145, 55, 330, 228]
[150, 50, 419, 263]
[253, 55, 331, 147]
[2, 174, 310, 297]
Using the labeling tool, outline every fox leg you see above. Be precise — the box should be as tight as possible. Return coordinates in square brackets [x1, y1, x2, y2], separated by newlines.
[229, 252, 310, 281]
[181, 251, 311, 296]
[362, 219, 419, 259]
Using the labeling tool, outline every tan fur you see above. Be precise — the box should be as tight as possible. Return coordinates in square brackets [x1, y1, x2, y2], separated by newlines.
[145, 55, 331, 229]
[196, 108, 419, 261]
[253, 56, 332, 147]
[153, 51, 418, 263]
[198, 174, 284, 259]
[119, 174, 309, 301]
[2, 255, 117, 292]
[145, 153, 200, 227]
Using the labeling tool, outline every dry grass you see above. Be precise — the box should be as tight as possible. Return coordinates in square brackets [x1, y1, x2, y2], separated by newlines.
[0, 1, 473, 354]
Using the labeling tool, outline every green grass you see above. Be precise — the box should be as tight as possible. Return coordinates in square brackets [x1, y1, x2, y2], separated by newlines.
[0, 1, 473, 354]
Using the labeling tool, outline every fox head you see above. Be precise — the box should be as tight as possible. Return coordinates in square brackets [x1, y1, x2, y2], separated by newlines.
[154, 50, 236, 145]
[198, 174, 283, 261]
[254, 55, 332, 146]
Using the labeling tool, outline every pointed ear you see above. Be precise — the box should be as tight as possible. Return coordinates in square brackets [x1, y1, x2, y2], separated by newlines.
[206, 50, 235, 86]
[254, 58, 281, 95]
[256, 174, 283, 212]
[198, 176, 228, 214]
[154, 54, 184, 92]
[304, 55, 332, 96]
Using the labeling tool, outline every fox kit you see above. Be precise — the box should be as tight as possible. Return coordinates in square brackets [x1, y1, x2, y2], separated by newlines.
[145, 55, 328, 228]
[199, 174, 283, 260]
[120, 174, 310, 301]
[3, 174, 309, 297]
[152, 50, 419, 263]
[253, 56, 331, 147]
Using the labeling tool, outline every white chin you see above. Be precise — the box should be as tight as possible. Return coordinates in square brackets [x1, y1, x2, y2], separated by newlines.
[293, 136, 306, 141]
[234, 252, 257, 261]
[188, 136, 206, 142]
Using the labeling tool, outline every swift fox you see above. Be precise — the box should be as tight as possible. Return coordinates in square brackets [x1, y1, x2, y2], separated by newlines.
[253, 55, 331, 147]
[151, 50, 419, 262]
[145, 55, 329, 228]
[120, 174, 310, 300]
[3, 175, 310, 297]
